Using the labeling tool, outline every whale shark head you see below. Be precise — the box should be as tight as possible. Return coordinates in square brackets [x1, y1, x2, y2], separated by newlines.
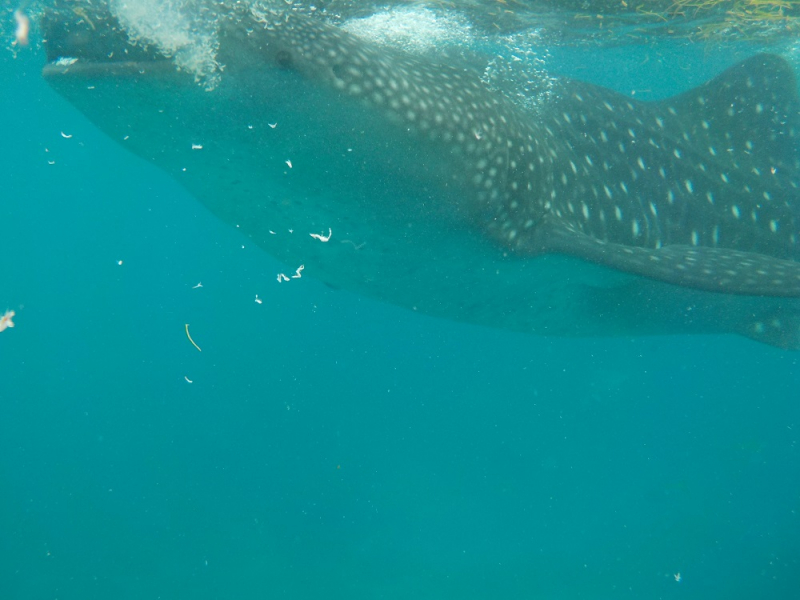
[40, 1, 800, 348]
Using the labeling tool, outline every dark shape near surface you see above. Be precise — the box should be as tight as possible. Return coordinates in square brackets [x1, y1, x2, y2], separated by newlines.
[41, 2, 800, 348]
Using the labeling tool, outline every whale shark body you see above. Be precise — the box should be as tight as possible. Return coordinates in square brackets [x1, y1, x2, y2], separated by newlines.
[41, 3, 800, 347]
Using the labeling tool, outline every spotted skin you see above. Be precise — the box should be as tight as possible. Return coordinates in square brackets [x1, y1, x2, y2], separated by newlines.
[242, 11, 800, 297]
[40, 5, 800, 348]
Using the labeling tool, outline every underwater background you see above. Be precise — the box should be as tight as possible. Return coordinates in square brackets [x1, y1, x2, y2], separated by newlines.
[2, 2, 800, 598]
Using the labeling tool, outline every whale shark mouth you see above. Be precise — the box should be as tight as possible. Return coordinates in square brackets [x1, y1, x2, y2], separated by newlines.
[41, 1, 178, 79]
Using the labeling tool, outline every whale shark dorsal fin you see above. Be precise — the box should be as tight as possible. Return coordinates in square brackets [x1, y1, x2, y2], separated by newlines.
[658, 53, 800, 178]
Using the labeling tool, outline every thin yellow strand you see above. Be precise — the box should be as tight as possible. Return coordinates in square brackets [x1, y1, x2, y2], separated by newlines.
[185, 323, 202, 352]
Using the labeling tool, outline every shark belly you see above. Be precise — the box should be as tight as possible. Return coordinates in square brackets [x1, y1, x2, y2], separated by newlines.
[41, 4, 800, 348]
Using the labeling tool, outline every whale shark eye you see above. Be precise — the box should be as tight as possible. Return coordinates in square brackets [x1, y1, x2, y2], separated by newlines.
[275, 50, 293, 69]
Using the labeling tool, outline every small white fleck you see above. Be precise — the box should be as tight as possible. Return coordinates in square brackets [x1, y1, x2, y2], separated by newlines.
[310, 228, 332, 242]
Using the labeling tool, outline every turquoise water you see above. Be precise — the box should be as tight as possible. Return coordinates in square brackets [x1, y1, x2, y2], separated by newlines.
[2, 8, 800, 600]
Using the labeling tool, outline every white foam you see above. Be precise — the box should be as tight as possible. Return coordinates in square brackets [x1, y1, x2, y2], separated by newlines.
[343, 6, 474, 54]
[482, 30, 556, 114]
[109, 0, 221, 88]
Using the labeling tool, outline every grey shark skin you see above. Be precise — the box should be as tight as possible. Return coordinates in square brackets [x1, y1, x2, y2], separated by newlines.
[41, 4, 800, 348]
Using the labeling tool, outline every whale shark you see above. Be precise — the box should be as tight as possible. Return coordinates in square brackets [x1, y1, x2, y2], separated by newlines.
[40, 2, 800, 347]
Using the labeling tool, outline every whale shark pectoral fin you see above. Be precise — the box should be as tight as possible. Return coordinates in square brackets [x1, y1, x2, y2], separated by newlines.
[544, 224, 800, 297]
